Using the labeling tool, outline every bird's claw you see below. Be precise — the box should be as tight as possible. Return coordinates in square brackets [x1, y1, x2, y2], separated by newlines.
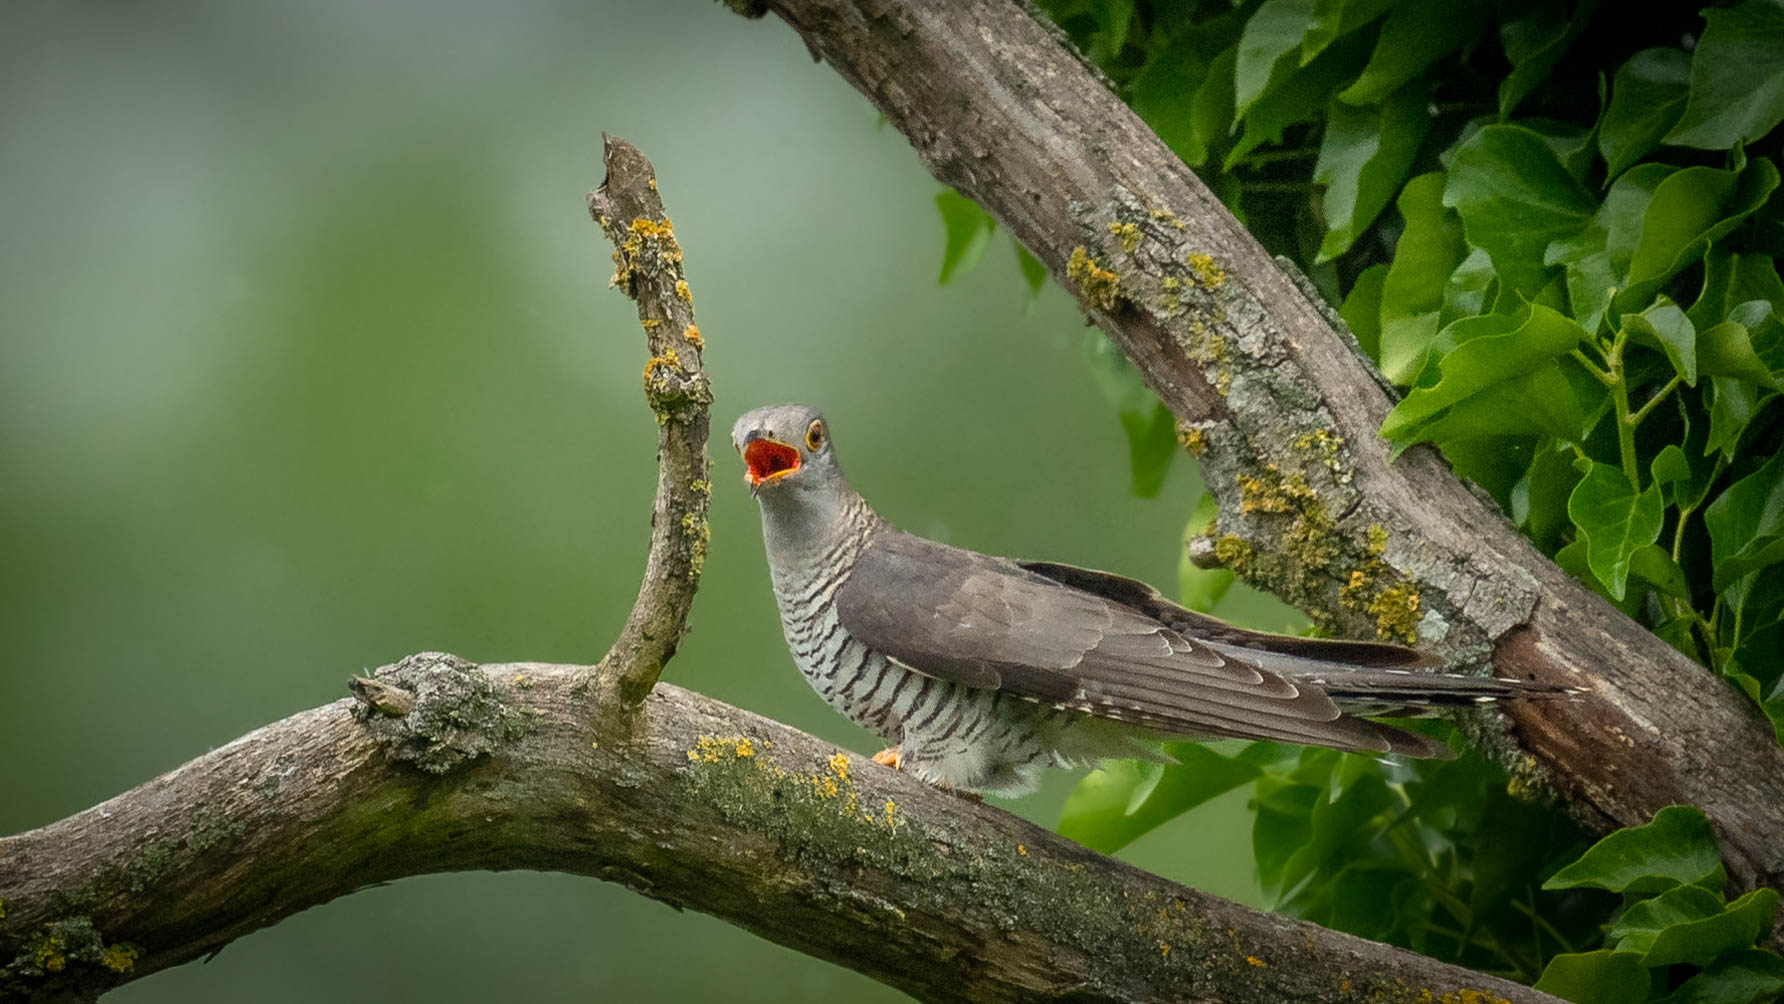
[872, 745, 903, 770]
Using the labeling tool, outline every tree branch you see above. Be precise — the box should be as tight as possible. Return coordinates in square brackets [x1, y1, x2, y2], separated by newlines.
[0, 658, 1557, 1004]
[585, 134, 713, 707]
[729, 0, 1784, 919]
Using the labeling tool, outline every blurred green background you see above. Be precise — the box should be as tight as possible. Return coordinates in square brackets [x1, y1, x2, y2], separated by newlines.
[1, 0, 1297, 999]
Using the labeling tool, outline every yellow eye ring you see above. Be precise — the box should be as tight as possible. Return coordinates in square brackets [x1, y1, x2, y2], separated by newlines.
[805, 420, 825, 452]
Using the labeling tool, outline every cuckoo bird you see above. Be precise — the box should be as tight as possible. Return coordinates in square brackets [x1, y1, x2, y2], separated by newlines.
[734, 403, 1561, 796]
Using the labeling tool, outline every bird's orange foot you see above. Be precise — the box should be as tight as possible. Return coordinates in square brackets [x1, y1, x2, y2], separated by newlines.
[872, 745, 903, 770]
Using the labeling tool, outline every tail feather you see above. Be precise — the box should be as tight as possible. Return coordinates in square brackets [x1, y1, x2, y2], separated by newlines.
[1277, 667, 1578, 717]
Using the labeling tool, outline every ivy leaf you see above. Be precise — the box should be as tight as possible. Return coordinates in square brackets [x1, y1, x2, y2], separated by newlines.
[1660, 949, 1784, 1004]
[1544, 804, 1726, 894]
[1624, 297, 1697, 385]
[1227, 28, 1375, 168]
[1179, 493, 1234, 614]
[1314, 83, 1429, 261]
[1652, 443, 1716, 511]
[1084, 333, 1178, 498]
[1699, 301, 1783, 388]
[1615, 159, 1782, 314]
[1665, 0, 1784, 150]
[1612, 885, 1781, 967]
[1690, 249, 1784, 330]
[1190, 47, 1240, 168]
[935, 190, 994, 284]
[1339, 262, 1388, 362]
[1057, 744, 1261, 853]
[1299, 0, 1395, 65]
[1705, 377, 1771, 461]
[1381, 303, 1590, 447]
[1444, 125, 1597, 299]
[1338, 0, 1495, 106]
[1234, 0, 1316, 121]
[1567, 462, 1665, 600]
[1533, 951, 1651, 1004]
[1599, 47, 1692, 180]
[1630, 544, 1690, 598]
[1132, 31, 1213, 166]
[1498, 0, 1601, 120]
[1379, 172, 1466, 383]
[1253, 780, 1320, 897]
[1705, 446, 1784, 592]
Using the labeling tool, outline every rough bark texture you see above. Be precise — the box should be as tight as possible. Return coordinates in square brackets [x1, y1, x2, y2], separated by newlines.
[733, 0, 1784, 916]
[586, 134, 713, 706]
[0, 657, 1556, 1004]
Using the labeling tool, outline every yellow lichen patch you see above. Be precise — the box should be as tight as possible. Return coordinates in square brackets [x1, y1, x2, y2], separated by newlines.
[1245, 955, 1265, 967]
[1016, 843, 1028, 856]
[641, 318, 661, 331]
[34, 928, 66, 973]
[642, 348, 682, 396]
[1178, 426, 1207, 456]
[827, 752, 850, 781]
[682, 324, 703, 349]
[1292, 428, 1345, 478]
[1367, 523, 1389, 556]
[648, 176, 657, 191]
[1066, 246, 1120, 311]
[1107, 220, 1142, 253]
[674, 279, 692, 302]
[101, 943, 139, 974]
[1367, 582, 1421, 643]
[883, 800, 900, 830]
[1443, 992, 1513, 1004]
[1158, 941, 1171, 957]
[688, 735, 757, 763]
[1149, 208, 1187, 231]
[1213, 535, 1255, 577]
[1186, 251, 1226, 288]
[0, 896, 5, 918]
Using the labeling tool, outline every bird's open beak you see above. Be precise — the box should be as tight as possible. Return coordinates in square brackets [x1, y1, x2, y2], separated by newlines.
[742, 437, 801, 496]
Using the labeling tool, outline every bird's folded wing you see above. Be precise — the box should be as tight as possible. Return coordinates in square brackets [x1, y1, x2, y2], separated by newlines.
[834, 530, 1447, 755]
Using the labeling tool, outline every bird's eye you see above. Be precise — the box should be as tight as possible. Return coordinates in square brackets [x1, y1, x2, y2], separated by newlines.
[805, 420, 825, 452]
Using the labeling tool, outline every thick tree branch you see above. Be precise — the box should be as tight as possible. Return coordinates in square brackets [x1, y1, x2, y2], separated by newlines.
[729, 0, 1784, 916]
[0, 658, 1557, 1004]
[585, 135, 713, 707]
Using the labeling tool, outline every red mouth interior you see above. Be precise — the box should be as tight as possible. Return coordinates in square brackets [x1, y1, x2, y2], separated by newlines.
[744, 439, 801, 483]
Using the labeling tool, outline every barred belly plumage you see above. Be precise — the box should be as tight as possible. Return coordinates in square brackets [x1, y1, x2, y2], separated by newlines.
[770, 547, 1073, 795]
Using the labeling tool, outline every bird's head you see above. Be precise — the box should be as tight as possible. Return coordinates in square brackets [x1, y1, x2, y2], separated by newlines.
[731, 403, 846, 502]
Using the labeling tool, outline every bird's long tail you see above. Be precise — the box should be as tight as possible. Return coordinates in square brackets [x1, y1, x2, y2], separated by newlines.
[1267, 665, 1574, 717]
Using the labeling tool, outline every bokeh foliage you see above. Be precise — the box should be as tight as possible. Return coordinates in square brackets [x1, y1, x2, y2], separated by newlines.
[937, 0, 1784, 999]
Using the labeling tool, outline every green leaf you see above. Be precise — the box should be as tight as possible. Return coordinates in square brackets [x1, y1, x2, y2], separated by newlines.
[1379, 172, 1466, 383]
[1234, 0, 1316, 121]
[1652, 443, 1715, 511]
[1339, 262, 1388, 362]
[1132, 32, 1213, 167]
[1337, 0, 1494, 106]
[1517, 440, 1586, 552]
[1665, 0, 1784, 150]
[1275, 765, 1393, 902]
[1191, 47, 1240, 168]
[1058, 744, 1262, 853]
[1314, 83, 1429, 261]
[1226, 28, 1376, 168]
[1533, 950, 1651, 1004]
[1300, 0, 1395, 65]
[1381, 302, 1590, 446]
[1444, 125, 1597, 298]
[1253, 780, 1319, 896]
[1544, 804, 1726, 894]
[1690, 249, 1784, 331]
[1613, 885, 1780, 967]
[1660, 949, 1784, 1004]
[1547, 223, 1617, 335]
[1699, 301, 1783, 388]
[1706, 446, 1784, 591]
[1616, 159, 1782, 314]
[935, 190, 994, 284]
[1498, 0, 1601, 120]
[1624, 297, 1697, 385]
[1567, 462, 1665, 600]
[1599, 47, 1692, 180]
[1084, 333, 1178, 498]
[1556, 538, 1643, 615]
[1015, 244, 1047, 298]
[1705, 377, 1769, 461]
[1179, 494, 1234, 614]
[1630, 544, 1689, 598]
